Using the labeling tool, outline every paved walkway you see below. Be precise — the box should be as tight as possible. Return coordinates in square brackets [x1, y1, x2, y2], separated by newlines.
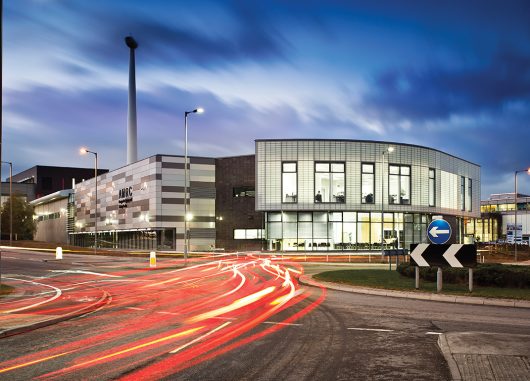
[299, 274, 530, 381]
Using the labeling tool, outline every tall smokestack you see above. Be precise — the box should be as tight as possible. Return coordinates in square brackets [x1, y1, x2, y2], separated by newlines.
[125, 36, 138, 164]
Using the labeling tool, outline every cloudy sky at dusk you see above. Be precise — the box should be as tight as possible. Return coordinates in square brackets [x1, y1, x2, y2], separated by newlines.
[3, 0, 530, 196]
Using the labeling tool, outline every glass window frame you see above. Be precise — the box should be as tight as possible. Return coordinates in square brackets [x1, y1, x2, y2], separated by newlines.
[314, 161, 346, 204]
[361, 162, 375, 204]
[429, 168, 435, 207]
[282, 161, 298, 204]
[388, 164, 411, 205]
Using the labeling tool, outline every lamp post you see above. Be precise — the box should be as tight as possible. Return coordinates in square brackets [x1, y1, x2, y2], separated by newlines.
[381, 146, 394, 260]
[514, 167, 530, 262]
[80, 148, 98, 254]
[183, 108, 204, 265]
[1, 161, 12, 246]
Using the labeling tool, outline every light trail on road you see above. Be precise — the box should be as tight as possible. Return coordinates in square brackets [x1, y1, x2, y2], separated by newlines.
[0, 255, 326, 380]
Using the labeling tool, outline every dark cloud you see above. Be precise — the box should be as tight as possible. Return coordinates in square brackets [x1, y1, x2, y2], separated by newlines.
[363, 47, 530, 121]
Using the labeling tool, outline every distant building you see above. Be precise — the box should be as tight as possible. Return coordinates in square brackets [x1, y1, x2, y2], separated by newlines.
[474, 193, 530, 242]
[11, 165, 108, 200]
[30, 190, 73, 244]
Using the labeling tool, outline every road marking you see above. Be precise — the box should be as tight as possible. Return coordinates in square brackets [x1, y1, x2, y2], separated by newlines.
[348, 327, 394, 332]
[49, 270, 121, 278]
[262, 321, 302, 326]
[426, 332, 443, 335]
[0, 278, 62, 314]
[125, 307, 145, 311]
[169, 322, 231, 354]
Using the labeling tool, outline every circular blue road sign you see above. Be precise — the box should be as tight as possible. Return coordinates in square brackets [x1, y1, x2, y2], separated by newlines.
[427, 219, 452, 244]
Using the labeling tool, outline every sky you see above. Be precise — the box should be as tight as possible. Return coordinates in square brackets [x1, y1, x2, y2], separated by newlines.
[3, 0, 530, 197]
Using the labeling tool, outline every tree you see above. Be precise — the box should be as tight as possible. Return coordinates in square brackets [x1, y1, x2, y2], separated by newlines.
[1, 194, 36, 240]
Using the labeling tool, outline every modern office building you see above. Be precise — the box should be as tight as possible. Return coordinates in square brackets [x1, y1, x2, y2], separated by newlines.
[256, 139, 481, 251]
[30, 189, 73, 243]
[69, 154, 216, 251]
[29, 139, 482, 252]
[473, 193, 530, 243]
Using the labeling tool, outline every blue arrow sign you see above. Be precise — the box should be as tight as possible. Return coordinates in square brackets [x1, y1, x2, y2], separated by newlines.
[427, 219, 451, 244]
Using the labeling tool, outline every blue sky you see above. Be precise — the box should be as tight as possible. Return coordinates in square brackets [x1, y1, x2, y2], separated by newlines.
[3, 0, 530, 197]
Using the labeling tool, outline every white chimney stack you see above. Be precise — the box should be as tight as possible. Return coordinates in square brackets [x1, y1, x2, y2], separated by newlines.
[125, 36, 138, 164]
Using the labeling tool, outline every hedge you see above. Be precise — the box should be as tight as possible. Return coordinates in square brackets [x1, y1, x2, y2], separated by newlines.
[396, 263, 530, 289]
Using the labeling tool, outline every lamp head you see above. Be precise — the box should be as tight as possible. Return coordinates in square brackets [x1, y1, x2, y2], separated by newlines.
[387, 146, 395, 153]
[80, 148, 88, 155]
[195, 107, 204, 114]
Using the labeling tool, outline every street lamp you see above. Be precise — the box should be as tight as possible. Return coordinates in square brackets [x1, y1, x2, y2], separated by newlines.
[80, 148, 98, 254]
[514, 167, 530, 262]
[183, 107, 204, 265]
[1, 161, 12, 246]
[381, 146, 395, 260]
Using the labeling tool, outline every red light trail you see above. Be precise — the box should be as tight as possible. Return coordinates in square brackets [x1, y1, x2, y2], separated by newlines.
[0, 255, 326, 380]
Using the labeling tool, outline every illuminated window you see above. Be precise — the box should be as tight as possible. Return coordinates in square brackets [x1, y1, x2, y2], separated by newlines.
[282, 162, 297, 203]
[233, 229, 264, 239]
[315, 162, 345, 203]
[466, 178, 472, 212]
[361, 163, 374, 204]
[389, 165, 411, 205]
[233, 186, 255, 197]
[429, 168, 435, 207]
[461, 176, 466, 211]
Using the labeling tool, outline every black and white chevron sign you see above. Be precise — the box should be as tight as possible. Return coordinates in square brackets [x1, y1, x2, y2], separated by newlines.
[409, 244, 477, 268]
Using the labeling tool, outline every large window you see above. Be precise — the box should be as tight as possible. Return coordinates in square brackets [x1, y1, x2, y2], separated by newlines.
[466, 178, 472, 212]
[233, 186, 255, 197]
[361, 163, 374, 204]
[461, 176, 466, 211]
[315, 162, 345, 203]
[429, 168, 435, 207]
[282, 162, 297, 203]
[234, 229, 264, 239]
[388, 165, 411, 205]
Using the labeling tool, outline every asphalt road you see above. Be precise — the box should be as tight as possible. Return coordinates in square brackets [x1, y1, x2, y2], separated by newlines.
[1, 249, 529, 380]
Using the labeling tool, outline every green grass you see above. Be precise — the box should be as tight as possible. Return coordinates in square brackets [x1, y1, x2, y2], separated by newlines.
[314, 269, 530, 300]
[0, 283, 15, 297]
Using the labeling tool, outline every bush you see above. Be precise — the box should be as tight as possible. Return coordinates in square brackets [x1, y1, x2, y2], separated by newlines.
[396, 263, 530, 289]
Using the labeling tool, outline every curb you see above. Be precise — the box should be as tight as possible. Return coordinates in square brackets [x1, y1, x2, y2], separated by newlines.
[298, 274, 530, 309]
[437, 334, 462, 381]
[0, 290, 111, 338]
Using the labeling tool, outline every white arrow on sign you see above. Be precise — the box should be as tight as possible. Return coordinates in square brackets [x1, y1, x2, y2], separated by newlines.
[410, 243, 430, 267]
[429, 226, 450, 238]
[442, 244, 464, 268]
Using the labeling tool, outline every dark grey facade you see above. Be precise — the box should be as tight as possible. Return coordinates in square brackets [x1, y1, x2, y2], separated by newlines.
[11, 165, 108, 200]
[215, 155, 263, 251]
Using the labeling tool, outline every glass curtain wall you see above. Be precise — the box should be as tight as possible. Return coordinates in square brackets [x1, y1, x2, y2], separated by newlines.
[266, 211, 429, 251]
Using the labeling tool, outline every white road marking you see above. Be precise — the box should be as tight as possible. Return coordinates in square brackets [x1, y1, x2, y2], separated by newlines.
[49, 270, 122, 278]
[348, 327, 394, 332]
[0, 277, 62, 314]
[426, 332, 443, 335]
[125, 307, 145, 311]
[157, 311, 179, 315]
[262, 321, 302, 326]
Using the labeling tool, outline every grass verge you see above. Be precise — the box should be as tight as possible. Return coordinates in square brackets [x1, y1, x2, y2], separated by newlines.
[313, 269, 530, 300]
